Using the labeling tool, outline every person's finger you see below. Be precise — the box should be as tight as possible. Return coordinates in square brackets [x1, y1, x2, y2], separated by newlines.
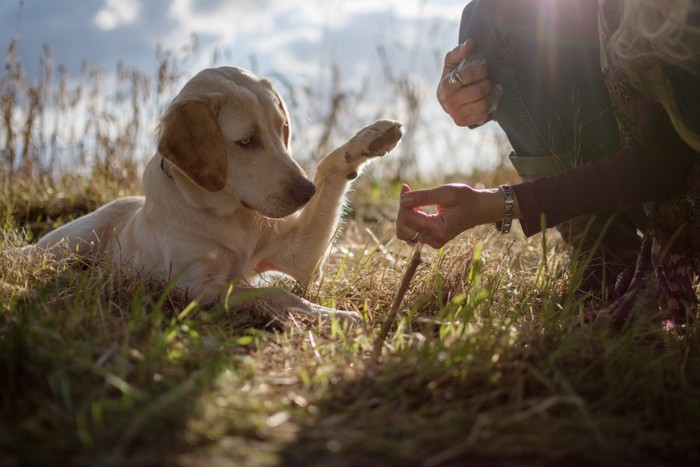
[443, 79, 493, 115]
[399, 186, 446, 209]
[400, 210, 451, 249]
[443, 39, 475, 72]
[396, 183, 417, 241]
[443, 81, 494, 124]
[445, 60, 488, 90]
[451, 100, 491, 127]
[443, 96, 489, 125]
[398, 198, 456, 249]
[456, 60, 488, 85]
[399, 207, 435, 235]
[459, 79, 493, 103]
[396, 203, 429, 240]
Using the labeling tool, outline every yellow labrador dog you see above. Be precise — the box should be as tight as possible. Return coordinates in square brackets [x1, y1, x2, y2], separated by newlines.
[30, 66, 403, 320]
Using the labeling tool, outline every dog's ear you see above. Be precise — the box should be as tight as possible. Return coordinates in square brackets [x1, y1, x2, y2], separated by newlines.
[264, 84, 291, 149]
[275, 91, 291, 149]
[158, 98, 227, 192]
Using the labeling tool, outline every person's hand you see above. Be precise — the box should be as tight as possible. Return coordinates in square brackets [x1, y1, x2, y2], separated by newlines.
[437, 39, 495, 127]
[396, 183, 503, 249]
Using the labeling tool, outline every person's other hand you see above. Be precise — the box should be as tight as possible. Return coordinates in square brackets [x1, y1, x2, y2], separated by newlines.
[396, 183, 500, 249]
[437, 39, 494, 127]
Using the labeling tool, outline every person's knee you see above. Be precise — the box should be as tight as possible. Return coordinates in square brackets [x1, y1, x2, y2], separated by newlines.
[459, 0, 500, 46]
[459, 0, 535, 54]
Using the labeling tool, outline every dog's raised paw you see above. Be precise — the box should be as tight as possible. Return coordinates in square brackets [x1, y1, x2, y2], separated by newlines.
[366, 120, 404, 156]
[344, 120, 403, 164]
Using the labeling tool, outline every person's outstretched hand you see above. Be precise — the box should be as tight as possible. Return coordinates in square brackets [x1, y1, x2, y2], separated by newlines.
[396, 183, 503, 249]
[437, 39, 495, 127]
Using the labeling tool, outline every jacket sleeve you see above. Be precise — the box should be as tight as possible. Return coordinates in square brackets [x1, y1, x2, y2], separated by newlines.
[512, 98, 698, 236]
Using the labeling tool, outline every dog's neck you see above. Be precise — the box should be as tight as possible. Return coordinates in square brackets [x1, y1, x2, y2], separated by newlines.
[146, 155, 244, 218]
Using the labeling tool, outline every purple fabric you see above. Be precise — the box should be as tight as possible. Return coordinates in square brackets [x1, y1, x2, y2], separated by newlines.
[586, 162, 700, 328]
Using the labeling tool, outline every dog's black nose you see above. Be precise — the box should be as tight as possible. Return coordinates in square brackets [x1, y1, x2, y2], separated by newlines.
[291, 179, 316, 205]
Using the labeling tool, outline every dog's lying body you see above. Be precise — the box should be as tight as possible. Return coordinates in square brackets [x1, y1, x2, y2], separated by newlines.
[29, 67, 403, 319]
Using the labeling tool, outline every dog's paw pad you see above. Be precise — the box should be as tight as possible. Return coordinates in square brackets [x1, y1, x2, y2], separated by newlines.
[367, 122, 403, 155]
[346, 120, 403, 161]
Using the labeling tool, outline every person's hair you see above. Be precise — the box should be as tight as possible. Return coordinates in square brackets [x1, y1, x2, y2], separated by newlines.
[609, 0, 700, 151]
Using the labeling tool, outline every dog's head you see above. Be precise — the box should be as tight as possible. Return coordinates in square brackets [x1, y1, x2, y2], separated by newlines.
[157, 66, 315, 218]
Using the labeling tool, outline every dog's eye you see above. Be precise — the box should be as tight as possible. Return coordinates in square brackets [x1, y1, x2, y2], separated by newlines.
[237, 131, 256, 148]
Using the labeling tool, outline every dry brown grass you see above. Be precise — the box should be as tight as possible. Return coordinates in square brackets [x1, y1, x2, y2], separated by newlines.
[3, 175, 700, 466]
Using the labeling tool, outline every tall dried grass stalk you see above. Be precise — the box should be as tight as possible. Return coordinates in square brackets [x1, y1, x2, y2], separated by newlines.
[0, 37, 197, 183]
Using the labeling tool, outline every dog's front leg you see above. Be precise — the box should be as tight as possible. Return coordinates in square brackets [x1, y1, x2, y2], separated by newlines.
[269, 120, 403, 283]
[223, 285, 361, 322]
[167, 258, 361, 321]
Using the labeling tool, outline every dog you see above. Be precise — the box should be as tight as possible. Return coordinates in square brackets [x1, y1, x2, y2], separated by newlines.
[28, 66, 403, 320]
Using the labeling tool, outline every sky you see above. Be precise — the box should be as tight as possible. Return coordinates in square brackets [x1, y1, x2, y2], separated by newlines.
[0, 0, 505, 177]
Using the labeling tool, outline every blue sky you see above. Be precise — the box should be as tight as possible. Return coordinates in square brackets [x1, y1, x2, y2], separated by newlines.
[2, 0, 461, 86]
[0, 0, 505, 176]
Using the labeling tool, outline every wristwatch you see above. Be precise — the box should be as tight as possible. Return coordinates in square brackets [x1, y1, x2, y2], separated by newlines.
[495, 184, 514, 234]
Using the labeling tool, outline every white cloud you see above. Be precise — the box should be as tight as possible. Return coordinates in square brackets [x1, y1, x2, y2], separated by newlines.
[167, 0, 277, 39]
[2, 0, 503, 176]
[94, 0, 141, 31]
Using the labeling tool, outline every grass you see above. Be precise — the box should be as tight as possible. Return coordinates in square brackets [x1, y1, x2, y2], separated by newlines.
[2, 175, 699, 467]
[2, 39, 700, 467]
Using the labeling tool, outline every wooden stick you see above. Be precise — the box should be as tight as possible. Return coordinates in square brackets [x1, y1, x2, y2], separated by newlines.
[372, 242, 423, 361]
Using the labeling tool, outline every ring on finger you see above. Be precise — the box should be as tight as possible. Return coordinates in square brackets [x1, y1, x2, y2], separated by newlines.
[407, 231, 421, 246]
[447, 68, 463, 86]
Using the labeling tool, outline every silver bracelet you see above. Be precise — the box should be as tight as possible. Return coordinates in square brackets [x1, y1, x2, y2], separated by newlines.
[495, 184, 514, 234]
